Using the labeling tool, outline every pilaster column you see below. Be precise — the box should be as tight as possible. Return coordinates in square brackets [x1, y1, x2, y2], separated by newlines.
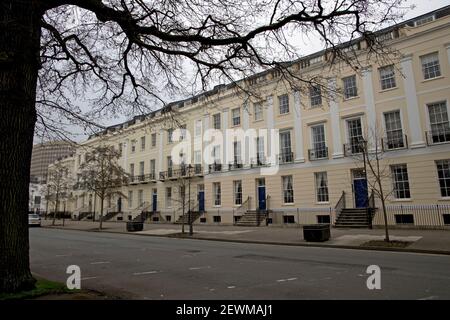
[400, 54, 425, 148]
[203, 114, 210, 174]
[362, 67, 376, 135]
[328, 78, 344, 158]
[445, 43, 450, 71]
[293, 91, 305, 162]
[222, 108, 229, 171]
[158, 129, 164, 173]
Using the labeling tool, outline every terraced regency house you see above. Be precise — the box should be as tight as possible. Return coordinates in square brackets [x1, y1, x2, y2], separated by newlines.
[67, 6, 450, 229]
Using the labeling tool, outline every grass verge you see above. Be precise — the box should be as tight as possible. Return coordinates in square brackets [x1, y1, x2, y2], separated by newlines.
[0, 278, 79, 300]
[360, 240, 412, 248]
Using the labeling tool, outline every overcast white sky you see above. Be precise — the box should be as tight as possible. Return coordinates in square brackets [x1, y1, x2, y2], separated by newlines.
[43, 0, 450, 142]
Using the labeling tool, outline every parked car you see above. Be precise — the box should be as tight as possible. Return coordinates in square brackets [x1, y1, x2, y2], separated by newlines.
[28, 213, 41, 227]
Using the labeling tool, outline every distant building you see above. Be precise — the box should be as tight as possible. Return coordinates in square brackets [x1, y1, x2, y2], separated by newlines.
[30, 141, 75, 183]
[29, 141, 75, 214]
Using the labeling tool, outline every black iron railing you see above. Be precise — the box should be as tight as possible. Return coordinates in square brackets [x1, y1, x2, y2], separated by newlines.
[208, 163, 222, 173]
[279, 151, 294, 164]
[308, 146, 328, 160]
[381, 134, 408, 151]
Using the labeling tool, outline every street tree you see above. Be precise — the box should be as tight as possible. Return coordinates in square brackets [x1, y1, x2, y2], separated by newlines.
[0, 0, 405, 292]
[349, 124, 398, 242]
[46, 161, 73, 226]
[79, 145, 128, 230]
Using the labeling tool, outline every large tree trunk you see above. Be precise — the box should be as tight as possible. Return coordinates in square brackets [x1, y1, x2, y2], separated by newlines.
[0, 0, 42, 292]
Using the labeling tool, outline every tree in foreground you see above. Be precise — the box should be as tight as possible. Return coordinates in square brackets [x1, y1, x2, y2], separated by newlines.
[0, 0, 405, 292]
[79, 145, 128, 230]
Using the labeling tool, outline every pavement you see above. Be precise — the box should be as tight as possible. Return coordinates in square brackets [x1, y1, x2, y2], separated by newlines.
[40, 219, 450, 255]
[29, 228, 450, 299]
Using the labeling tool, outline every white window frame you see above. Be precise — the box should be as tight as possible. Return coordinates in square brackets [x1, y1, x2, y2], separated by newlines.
[279, 130, 292, 161]
[254, 102, 263, 121]
[310, 123, 327, 158]
[383, 110, 405, 149]
[150, 159, 156, 177]
[128, 191, 133, 208]
[232, 107, 241, 126]
[345, 116, 364, 154]
[436, 160, 450, 198]
[213, 113, 221, 130]
[420, 52, 441, 80]
[427, 100, 450, 144]
[379, 65, 396, 90]
[309, 85, 322, 107]
[213, 182, 221, 206]
[151, 133, 157, 147]
[140, 136, 146, 151]
[167, 128, 173, 143]
[233, 180, 243, 206]
[391, 164, 411, 200]
[139, 161, 144, 176]
[166, 187, 172, 208]
[278, 94, 290, 114]
[315, 172, 329, 203]
[138, 190, 144, 207]
[282, 175, 294, 204]
[343, 75, 358, 99]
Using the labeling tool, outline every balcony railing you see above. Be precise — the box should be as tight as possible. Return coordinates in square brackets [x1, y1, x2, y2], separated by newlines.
[228, 161, 243, 170]
[343, 141, 365, 156]
[194, 164, 203, 176]
[208, 163, 222, 173]
[308, 146, 328, 161]
[426, 128, 450, 145]
[381, 134, 408, 151]
[279, 151, 294, 164]
[159, 165, 203, 180]
[251, 156, 266, 168]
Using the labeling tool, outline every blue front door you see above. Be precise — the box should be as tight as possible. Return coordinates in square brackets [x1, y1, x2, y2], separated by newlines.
[258, 186, 266, 210]
[354, 179, 368, 208]
[152, 193, 157, 212]
[198, 191, 205, 212]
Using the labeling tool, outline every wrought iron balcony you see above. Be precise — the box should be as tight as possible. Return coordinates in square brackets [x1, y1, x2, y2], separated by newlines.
[250, 156, 266, 168]
[194, 164, 203, 176]
[308, 146, 328, 161]
[278, 151, 294, 164]
[381, 134, 408, 151]
[426, 128, 450, 145]
[343, 141, 365, 156]
[208, 162, 222, 173]
[228, 161, 243, 170]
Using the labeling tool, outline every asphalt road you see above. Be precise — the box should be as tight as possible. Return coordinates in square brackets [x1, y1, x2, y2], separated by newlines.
[29, 228, 450, 299]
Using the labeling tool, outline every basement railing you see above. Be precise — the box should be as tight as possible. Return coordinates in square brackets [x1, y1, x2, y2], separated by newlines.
[334, 191, 346, 223]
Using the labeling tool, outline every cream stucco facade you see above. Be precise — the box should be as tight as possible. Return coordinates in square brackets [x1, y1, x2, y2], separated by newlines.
[62, 6, 450, 228]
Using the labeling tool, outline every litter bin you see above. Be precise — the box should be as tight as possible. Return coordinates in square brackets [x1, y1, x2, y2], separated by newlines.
[303, 224, 330, 242]
[126, 221, 144, 232]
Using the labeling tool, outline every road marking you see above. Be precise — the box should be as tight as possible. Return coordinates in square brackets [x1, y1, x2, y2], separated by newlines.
[133, 271, 159, 276]
[189, 266, 211, 270]
[55, 254, 71, 257]
[81, 276, 99, 281]
[227, 286, 236, 289]
[90, 261, 110, 265]
[277, 277, 297, 282]
[418, 296, 439, 300]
